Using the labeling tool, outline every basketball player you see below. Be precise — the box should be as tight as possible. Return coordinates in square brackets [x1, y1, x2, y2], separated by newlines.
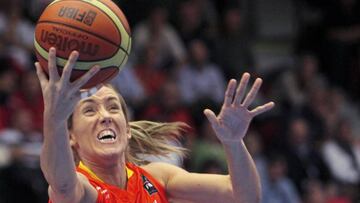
[35, 47, 274, 203]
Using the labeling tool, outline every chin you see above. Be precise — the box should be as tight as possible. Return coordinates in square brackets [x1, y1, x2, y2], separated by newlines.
[97, 146, 125, 162]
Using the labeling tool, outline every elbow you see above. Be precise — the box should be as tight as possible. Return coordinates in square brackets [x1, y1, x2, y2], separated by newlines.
[51, 182, 77, 195]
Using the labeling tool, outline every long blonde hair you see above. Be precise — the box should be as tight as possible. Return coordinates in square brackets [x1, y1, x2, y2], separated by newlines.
[68, 84, 188, 165]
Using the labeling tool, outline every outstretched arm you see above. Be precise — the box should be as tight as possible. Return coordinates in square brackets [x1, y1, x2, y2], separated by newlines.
[203, 73, 274, 202]
[36, 48, 99, 203]
[146, 73, 274, 203]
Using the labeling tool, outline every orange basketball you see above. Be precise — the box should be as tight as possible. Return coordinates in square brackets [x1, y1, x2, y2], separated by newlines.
[34, 0, 131, 89]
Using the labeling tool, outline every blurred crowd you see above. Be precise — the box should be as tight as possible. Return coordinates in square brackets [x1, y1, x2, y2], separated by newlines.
[0, 0, 359, 202]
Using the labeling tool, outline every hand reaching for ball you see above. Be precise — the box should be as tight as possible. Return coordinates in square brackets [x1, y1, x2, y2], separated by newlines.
[34, 0, 131, 88]
[35, 47, 100, 124]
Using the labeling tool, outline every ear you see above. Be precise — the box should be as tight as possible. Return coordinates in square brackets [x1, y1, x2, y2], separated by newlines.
[69, 133, 79, 148]
[127, 125, 131, 139]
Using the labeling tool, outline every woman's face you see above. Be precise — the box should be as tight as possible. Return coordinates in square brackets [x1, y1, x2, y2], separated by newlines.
[70, 86, 130, 164]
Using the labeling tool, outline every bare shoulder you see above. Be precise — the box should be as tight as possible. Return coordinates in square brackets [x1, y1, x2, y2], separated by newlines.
[141, 162, 188, 187]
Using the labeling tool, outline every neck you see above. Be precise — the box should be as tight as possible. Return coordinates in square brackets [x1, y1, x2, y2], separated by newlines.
[81, 156, 127, 189]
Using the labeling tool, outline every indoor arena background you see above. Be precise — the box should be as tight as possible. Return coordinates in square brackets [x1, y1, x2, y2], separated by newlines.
[0, 0, 359, 202]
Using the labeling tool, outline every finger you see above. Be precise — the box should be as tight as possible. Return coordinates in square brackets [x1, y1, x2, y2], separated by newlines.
[60, 51, 79, 84]
[233, 72, 250, 106]
[242, 78, 262, 108]
[250, 102, 275, 117]
[48, 47, 60, 81]
[71, 65, 100, 91]
[223, 79, 237, 107]
[35, 62, 48, 89]
[203, 109, 220, 130]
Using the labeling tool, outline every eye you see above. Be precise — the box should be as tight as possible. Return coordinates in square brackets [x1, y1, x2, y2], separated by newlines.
[83, 107, 95, 115]
[109, 104, 120, 112]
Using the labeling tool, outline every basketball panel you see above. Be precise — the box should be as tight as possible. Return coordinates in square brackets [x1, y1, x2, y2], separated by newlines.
[35, 39, 128, 70]
[97, 0, 131, 35]
[71, 67, 119, 89]
[36, 49, 119, 88]
[39, 0, 121, 45]
[35, 22, 119, 61]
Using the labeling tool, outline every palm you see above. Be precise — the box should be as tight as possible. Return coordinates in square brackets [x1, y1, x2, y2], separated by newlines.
[215, 105, 252, 142]
[35, 48, 100, 123]
[204, 73, 274, 144]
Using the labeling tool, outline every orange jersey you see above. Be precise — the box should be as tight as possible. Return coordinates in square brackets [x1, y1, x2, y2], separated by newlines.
[49, 162, 169, 203]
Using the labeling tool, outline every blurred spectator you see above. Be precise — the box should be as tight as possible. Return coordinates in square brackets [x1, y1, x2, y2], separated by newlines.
[321, 118, 360, 200]
[321, 0, 360, 94]
[327, 87, 360, 137]
[0, 140, 47, 202]
[0, 0, 34, 69]
[9, 70, 44, 132]
[244, 130, 268, 184]
[173, 0, 218, 47]
[139, 79, 195, 134]
[131, 4, 186, 69]
[133, 44, 168, 99]
[214, 6, 254, 79]
[283, 117, 331, 195]
[298, 84, 328, 142]
[0, 57, 20, 130]
[189, 120, 227, 173]
[271, 53, 327, 109]
[302, 179, 352, 203]
[137, 79, 193, 167]
[262, 153, 301, 203]
[303, 179, 326, 203]
[110, 63, 145, 110]
[0, 108, 41, 145]
[177, 39, 226, 105]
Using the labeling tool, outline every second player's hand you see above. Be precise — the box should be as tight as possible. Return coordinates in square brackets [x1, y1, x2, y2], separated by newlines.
[204, 73, 275, 144]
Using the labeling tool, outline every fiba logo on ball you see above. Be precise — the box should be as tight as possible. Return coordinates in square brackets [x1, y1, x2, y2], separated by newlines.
[58, 6, 97, 26]
[34, 0, 132, 88]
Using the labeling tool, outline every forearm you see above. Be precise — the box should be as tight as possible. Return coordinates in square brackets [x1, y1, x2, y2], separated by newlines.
[40, 117, 77, 194]
[223, 140, 261, 203]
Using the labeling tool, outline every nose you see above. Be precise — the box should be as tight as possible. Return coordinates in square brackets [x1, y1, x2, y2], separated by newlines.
[99, 109, 112, 125]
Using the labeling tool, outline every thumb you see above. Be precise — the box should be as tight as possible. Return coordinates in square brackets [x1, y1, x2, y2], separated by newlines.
[204, 109, 219, 130]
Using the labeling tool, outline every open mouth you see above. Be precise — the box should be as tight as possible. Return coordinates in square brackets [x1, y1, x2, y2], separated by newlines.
[97, 129, 117, 143]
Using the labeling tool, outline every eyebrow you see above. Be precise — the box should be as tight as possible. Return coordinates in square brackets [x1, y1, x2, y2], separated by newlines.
[106, 96, 119, 102]
[80, 96, 119, 105]
[80, 98, 96, 105]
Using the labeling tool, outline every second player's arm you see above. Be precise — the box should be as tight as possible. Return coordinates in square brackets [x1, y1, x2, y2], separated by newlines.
[146, 74, 274, 203]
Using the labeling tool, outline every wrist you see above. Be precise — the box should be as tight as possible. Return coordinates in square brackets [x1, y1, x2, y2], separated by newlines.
[221, 139, 244, 148]
[43, 117, 68, 133]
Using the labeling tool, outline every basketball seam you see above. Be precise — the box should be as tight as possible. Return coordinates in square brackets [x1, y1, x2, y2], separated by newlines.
[35, 39, 128, 70]
[78, 0, 131, 54]
[35, 39, 128, 66]
[97, 0, 130, 35]
[118, 51, 127, 68]
[36, 50, 120, 72]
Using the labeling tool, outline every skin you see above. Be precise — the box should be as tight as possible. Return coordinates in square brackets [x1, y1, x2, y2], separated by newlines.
[36, 48, 274, 203]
